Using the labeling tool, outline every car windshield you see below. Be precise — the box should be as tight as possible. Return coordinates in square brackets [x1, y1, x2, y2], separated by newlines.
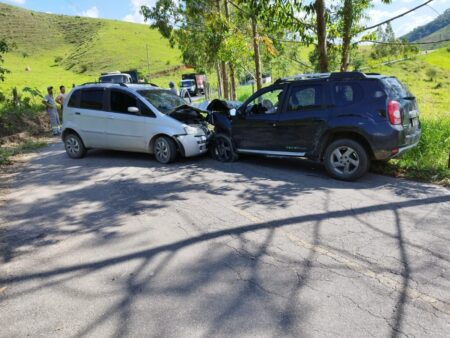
[138, 89, 186, 114]
[181, 80, 195, 87]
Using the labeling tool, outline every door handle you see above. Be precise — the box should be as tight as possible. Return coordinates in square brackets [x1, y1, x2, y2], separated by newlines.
[75, 112, 81, 115]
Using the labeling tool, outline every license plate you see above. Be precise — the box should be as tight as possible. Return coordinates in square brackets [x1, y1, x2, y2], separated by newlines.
[411, 118, 419, 127]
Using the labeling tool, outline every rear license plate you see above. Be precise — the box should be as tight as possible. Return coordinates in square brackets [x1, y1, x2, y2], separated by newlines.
[411, 118, 419, 127]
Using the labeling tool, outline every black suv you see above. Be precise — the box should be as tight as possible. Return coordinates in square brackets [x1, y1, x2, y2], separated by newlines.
[210, 72, 421, 181]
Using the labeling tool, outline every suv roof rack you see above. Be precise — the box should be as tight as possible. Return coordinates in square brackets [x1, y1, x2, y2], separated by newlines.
[78, 82, 130, 87]
[274, 71, 368, 84]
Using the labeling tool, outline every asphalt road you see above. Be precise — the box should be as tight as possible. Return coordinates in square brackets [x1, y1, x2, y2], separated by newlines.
[1, 141, 449, 337]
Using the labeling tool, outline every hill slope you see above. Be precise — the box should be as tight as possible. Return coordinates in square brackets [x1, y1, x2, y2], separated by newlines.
[402, 8, 450, 42]
[417, 25, 450, 49]
[0, 2, 182, 91]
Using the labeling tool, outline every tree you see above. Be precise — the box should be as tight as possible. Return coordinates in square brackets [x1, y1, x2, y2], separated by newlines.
[0, 39, 11, 82]
[338, 0, 392, 72]
[141, 0, 230, 98]
[314, 0, 328, 72]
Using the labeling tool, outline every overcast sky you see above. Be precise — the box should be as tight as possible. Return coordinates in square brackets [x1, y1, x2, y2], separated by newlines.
[2, 0, 449, 37]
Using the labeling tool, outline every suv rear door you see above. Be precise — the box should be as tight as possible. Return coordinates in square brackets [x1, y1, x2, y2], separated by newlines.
[382, 77, 421, 145]
[276, 82, 329, 154]
[71, 88, 108, 147]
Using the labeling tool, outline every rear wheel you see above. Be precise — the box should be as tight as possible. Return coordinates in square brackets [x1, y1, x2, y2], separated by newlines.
[324, 139, 369, 181]
[64, 133, 86, 159]
[212, 134, 238, 162]
[154, 136, 177, 164]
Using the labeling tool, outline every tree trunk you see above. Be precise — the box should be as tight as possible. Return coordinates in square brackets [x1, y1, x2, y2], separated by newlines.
[221, 62, 229, 99]
[216, 0, 229, 99]
[224, 0, 236, 100]
[229, 64, 237, 100]
[251, 16, 262, 90]
[340, 0, 353, 72]
[216, 63, 222, 98]
[314, 0, 328, 72]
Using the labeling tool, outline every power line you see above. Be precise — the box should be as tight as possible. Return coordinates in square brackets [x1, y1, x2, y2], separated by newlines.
[361, 38, 450, 45]
[361, 0, 434, 32]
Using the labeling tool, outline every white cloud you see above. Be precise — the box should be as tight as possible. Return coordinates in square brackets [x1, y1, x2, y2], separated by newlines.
[80, 6, 99, 19]
[123, 0, 156, 24]
[365, 7, 435, 37]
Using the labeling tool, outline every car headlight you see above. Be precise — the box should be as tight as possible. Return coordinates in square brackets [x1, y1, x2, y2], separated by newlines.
[184, 125, 198, 135]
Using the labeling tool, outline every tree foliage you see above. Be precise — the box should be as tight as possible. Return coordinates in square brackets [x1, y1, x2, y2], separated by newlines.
[0, 39, 11, 82]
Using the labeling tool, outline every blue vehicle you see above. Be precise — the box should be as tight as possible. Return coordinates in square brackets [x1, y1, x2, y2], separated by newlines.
[211, 72, 421, 181]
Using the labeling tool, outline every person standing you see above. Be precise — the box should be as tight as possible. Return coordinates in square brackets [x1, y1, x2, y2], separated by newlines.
[42, 86, 61, 136]
[55, 85, 66, 122]
[169, 81, 177, 95]
[56, 85, 66, 106]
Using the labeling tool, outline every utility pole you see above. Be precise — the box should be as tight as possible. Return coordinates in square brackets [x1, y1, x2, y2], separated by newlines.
[146, 44, 150, 76]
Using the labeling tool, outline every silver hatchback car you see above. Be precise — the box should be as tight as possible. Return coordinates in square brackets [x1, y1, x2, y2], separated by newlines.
[62, 83, 211, 163]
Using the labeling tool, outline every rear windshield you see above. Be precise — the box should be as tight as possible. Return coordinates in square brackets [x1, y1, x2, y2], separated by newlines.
[138, 89, 186, 114]
[181, 80, 195, 87]
[382, 77, 413, 99]
[100, 75, 129, 83]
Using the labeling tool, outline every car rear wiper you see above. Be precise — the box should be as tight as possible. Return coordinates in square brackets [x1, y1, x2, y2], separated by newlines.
[402, 96, 416, 100]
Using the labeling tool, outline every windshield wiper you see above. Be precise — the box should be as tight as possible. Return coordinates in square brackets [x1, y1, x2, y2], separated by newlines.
[402, 96, 415, 100]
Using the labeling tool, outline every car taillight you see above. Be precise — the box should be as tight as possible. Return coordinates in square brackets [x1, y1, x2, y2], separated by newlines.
[388, 100, 401, 125]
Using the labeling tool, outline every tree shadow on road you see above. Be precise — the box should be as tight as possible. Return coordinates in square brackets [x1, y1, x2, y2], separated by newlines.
[1, 147, 449, 336]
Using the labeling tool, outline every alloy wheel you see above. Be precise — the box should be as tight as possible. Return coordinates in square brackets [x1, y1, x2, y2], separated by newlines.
[330, 146, 360, 175]
[215, 137, 233, 162]
[66, 136, 80, 156]
[155, 139, 169, 162]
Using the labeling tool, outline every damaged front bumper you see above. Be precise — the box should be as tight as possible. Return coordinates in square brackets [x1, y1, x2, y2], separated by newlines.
[175, 134, 210, 157]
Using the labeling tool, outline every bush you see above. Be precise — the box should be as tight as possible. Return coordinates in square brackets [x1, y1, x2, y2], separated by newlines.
[426, 68, 437, 81]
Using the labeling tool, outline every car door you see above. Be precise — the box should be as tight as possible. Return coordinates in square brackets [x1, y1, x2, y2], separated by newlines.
[232, 86, 286, 152]
[75, 88, 108, 147]
[106, 89, 155, 152]
[276, 83, 330, 153]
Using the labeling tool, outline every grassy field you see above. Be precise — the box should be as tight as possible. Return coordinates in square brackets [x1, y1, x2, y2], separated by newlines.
[0, 2, 182, 96]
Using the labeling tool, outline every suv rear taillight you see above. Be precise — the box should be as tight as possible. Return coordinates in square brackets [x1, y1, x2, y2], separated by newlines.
[388, 100, 401, 125]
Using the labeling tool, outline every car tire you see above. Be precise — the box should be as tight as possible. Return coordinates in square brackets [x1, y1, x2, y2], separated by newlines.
[64, 133, 86, 159]
[154, 136, 177, 164]
[212, 134, 238, 162]
[323, 139, 369, 181]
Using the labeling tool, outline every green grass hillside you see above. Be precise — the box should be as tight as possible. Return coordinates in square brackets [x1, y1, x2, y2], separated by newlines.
[368, 48, 450, 182]
[0, 2, 182, 93]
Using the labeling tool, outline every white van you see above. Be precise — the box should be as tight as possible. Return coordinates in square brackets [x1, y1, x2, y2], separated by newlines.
[62, 83, 210, 163]
[99, 72, 132, 84]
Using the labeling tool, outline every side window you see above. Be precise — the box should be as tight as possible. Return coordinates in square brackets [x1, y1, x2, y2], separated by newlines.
[80, 89, 104, 110]
[110, 90, 137, 113]
[68, 90, 80, 108]
[245, 88, 284, 115]
[333, 83, 364, 107]
[287, 85, 323, 111]
[138, 101, 156, 118]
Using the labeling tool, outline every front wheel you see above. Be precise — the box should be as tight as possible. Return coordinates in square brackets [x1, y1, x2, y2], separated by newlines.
[154, 136, 177, 164]
[211, 134, 238, 162]
[64, 133, 86, 159]
[323, 139, 369, 181]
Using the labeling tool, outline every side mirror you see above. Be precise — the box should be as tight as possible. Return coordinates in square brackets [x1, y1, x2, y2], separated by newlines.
[128, 106, 140, 114]
[229, 108, 237, 117]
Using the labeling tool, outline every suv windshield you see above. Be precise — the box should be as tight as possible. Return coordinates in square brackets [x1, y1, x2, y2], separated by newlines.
[138, 89, 186, 114]
[181, 80, 195, 87]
